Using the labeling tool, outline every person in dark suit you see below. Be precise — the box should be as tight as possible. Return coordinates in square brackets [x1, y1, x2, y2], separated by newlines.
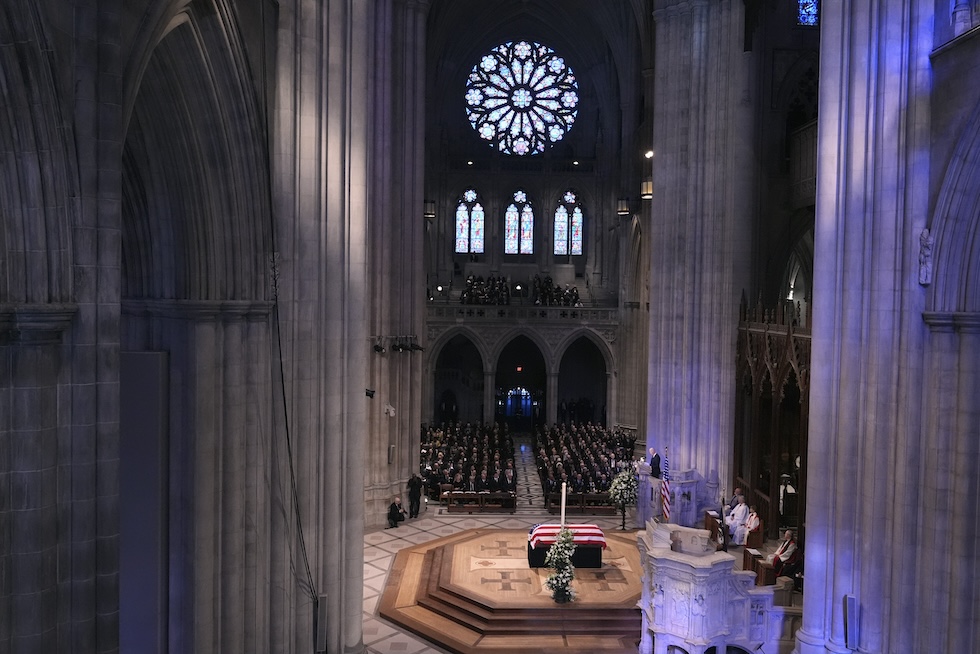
[729, 487, 743, 511]
[498, 466, 517, 493]
[648, 447, 662, 479]
[407, 473, 424, 518]
[387, 496, 406, 528]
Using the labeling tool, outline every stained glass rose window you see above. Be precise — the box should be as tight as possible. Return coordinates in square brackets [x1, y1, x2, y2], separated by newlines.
[465, 41, 579, 156]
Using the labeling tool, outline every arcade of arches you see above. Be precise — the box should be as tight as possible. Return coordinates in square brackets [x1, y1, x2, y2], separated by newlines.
[431, 332, 609, 430]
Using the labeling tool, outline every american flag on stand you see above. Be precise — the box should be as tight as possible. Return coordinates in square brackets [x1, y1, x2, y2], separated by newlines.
[661, 448, 671, 522]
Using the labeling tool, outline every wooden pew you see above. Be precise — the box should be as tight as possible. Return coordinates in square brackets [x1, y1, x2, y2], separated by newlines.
[546, 492, 618, 516]
[444, 491, 516, 514]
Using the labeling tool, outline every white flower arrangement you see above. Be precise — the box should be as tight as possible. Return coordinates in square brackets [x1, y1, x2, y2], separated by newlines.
[608, 467, 639, 530]
[544, 527, 577, 603]
[608, 467, 638, 507]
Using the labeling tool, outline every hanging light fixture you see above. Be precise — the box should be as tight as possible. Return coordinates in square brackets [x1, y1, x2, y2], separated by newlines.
[616, 198, 630, 216]
[423, 200, 436, 219]
[640, 179, 653, 200]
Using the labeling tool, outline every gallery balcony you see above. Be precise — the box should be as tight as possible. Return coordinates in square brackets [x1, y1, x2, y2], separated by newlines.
[426, 301, 619, 325]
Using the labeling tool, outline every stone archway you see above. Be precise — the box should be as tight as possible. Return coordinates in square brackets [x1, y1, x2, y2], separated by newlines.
[494, 335, 547, 432]
[432, 334, 485, 424]
[557, 336, 608, 426]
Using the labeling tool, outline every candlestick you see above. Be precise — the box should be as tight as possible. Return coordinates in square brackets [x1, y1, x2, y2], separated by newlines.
[560, 481, 567, 527]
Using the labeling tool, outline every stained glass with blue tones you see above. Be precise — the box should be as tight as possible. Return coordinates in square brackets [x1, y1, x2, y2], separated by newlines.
[504, 190, 533, 254]
[471, 204, 485, 253]
[504, 204, 520, 254]
[570, 207, 583, 255]
[554, 206, 569, 256]
[798, 0, 818, 26]
[554, 191, 584, 256]
[465, 41, 579, 156]
[455, 204, 469, 253]
[520, 205, 534, 254]
[455, 190, 485, 254]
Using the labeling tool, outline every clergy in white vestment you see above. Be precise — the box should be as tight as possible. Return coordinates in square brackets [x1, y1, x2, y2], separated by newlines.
[733, 506, 760, 545]
[725, 495, 749, 537]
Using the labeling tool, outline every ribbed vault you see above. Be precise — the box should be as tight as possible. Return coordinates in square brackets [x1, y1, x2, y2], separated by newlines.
[0, 5, 75, 304]
[930, 97, 980, 313]
[121, 1, 272, 302]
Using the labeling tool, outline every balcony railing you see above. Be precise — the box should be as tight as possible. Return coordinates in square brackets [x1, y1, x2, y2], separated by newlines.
[427, 303, 618, 323]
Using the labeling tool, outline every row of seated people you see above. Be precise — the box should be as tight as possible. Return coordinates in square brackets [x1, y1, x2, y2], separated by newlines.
[533, 422, 637, 497]
[459, 274, 511, 305]
[419, 421, 517, 498]
[430, 464, 518, 494]
[530, 275, 582, 307]
[724, 492, 762, 546]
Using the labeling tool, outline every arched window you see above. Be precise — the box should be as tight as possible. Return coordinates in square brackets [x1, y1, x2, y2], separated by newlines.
[455, 188, 485, 254]
[465, 41, 579, 156]
[554, 190, 584, 256]
[797, 0, 818, 26]
[504, 190, 533, 254]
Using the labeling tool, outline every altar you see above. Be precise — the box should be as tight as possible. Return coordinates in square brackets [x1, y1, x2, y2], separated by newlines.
[527, 523, 606, 568]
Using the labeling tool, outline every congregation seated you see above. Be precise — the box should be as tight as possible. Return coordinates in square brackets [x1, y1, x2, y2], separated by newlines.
[531, 274, 582, 307]
[419, 421, 517, 500]
[459, 274, 511, 305]
[533, 422, 635, 501]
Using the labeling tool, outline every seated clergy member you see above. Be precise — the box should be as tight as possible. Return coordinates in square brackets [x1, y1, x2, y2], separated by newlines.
[729, 487, 743, 511]
[733, 505, 761, 545]
[725, 495, 749, 537]
[770, 529, 799, 576]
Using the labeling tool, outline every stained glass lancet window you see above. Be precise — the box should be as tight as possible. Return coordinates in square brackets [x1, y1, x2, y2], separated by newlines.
[504, 190, 533, 254]
[465, 41, 579, 156]
[554, 191, 583, 256]
[455, 189, 485, 254]
[797, 0, 818, 26]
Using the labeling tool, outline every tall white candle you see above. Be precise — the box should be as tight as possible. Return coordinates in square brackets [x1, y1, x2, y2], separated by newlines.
[560, 481, 567, 527]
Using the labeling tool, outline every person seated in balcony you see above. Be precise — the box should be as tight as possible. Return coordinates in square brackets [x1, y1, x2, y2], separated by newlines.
[734, 505, 761, 545]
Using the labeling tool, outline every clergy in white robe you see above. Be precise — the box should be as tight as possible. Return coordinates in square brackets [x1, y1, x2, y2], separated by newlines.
[725, 495, 749, 536]
[733, 507, 760, 545]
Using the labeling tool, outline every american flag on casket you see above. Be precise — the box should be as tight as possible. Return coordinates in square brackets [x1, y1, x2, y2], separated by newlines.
[527, 523, 607, 549]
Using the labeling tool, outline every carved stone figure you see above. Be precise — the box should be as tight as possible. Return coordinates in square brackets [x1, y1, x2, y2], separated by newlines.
[919, 227, 934, 286]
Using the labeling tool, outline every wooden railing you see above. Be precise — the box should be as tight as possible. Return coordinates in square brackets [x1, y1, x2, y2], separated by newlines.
[545, 492, 618, 515]
[441, 491, 517, 513]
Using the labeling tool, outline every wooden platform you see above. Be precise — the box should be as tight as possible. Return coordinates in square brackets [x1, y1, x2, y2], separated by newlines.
[378, 528, 642, 653]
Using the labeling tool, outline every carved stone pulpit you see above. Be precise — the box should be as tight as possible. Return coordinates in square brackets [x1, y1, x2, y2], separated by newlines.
[638, 522, 785, 654]
[636, 461, 662, 527]
[669, 470, 700, 527]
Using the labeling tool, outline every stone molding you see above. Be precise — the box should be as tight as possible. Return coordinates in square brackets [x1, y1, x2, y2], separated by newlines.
[121, 298, 275, 321]
[0, 303, 78, 344]
[922, 311, 980, 333]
